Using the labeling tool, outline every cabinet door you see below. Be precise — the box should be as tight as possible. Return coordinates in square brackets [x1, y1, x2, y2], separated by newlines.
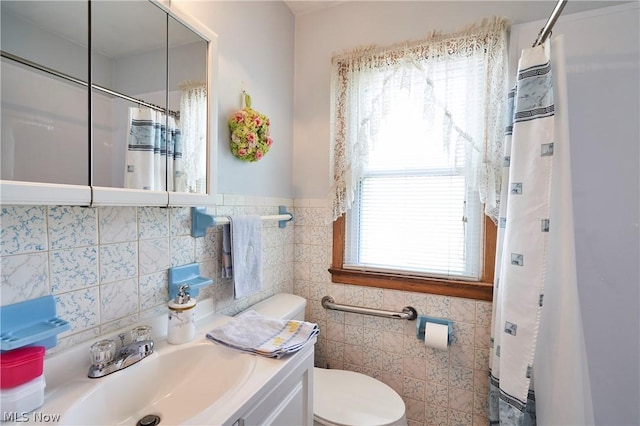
[262, 380, 306, 425]
[166, 2, 218, 207]
[0, 0, 217, 207]
[90, 0, 169, 206]
[239, 350, 314, 426]
[1, 1, 91, 204]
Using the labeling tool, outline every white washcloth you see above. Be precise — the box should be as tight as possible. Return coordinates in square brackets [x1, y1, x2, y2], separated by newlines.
[229, 214, 263, 299]
[206, 310, 319, 359]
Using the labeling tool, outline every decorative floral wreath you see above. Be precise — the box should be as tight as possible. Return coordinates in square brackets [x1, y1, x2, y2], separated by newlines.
[229, 92, 273, 162]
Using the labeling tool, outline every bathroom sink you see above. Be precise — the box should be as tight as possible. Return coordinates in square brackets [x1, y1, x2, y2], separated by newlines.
[59, 341, 256, 425]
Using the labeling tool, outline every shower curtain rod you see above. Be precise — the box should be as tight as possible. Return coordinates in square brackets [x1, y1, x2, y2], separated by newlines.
[532, 0, 568, 47]
[1, 50, 179, 116]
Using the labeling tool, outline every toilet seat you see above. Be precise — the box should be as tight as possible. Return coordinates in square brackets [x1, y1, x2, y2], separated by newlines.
[313, 368, 406, 426]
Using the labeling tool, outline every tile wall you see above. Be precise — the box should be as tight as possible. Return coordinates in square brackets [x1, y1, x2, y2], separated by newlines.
[1, 196, 492, 425]
[293, 199, 492, 426]
[0, 196, 294, 353]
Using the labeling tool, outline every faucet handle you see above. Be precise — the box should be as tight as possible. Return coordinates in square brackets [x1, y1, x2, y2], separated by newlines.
[131, 325, 152, 342]
[90, 339, 116, 365]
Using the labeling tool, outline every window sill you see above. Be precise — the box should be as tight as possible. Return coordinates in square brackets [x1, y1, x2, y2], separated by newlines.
[328, 267, 493, 301]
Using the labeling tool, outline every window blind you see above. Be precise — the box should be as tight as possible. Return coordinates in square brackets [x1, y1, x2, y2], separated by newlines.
[343, 58, 485, 280]
[345, 171, 483, 280]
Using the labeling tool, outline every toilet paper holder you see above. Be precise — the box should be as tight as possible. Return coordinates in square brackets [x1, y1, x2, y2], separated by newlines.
[416, 315, 454, 345]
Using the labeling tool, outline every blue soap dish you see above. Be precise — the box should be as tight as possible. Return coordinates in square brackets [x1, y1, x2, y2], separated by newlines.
[168, 263, 213, 300]
[0, 295, 71, 351]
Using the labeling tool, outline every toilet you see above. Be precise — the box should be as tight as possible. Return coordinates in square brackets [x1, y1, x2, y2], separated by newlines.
[242, 293, 407, 426]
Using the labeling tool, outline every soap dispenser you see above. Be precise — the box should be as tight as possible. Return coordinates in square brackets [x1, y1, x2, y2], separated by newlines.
[167, 284, 196, 345]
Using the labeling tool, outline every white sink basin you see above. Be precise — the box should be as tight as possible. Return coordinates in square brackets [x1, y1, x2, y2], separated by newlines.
[59, 341, 256, 425]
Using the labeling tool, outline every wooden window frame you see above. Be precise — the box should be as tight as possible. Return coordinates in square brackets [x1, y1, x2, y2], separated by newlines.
[329, 214, 496, 301]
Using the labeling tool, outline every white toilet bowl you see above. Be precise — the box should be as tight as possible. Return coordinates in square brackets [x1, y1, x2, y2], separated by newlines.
[313, 367, 406, 426]
[243, 294, 408, 426]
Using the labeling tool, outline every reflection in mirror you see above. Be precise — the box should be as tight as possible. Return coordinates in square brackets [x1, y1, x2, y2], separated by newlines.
[0, 1, 89, 186]
[91, 0, 168, 190]
[1, 0, 210, 197]
[168, 15, 208, 194]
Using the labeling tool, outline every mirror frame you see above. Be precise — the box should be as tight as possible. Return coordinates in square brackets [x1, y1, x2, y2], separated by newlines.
[0, 0, 218, 207]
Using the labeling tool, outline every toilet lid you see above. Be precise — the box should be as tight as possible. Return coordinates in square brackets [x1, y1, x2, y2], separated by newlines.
[313, 368, 405, 426]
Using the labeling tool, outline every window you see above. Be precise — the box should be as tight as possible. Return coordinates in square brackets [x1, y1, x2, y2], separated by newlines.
[329, 19, 508, 301]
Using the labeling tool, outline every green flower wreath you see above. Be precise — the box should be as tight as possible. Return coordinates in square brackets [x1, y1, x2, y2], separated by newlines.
[228, 93, 272, 162]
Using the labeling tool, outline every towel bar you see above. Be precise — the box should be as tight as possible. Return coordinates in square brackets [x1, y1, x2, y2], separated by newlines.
[321, 296, 417, 321]
[192, 205, 294, 237]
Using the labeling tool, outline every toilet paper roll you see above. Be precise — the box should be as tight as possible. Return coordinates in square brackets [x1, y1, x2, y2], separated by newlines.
[424, 322, 449, 350]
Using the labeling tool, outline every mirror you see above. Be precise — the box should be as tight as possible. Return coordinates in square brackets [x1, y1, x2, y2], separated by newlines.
[0, 0, 213, 204]
[0, 1, 90, 186]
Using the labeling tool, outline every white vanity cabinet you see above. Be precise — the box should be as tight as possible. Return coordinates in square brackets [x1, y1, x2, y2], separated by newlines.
[233, 345, 314, 426]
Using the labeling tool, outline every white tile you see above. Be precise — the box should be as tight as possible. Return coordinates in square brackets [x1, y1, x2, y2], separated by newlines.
[138, 207, 169, 240]
[1, 206, 48, 255]
[244, 195, 266, 206]
[450, 298, 476, 323]
[48, 206, 97, 250]
[139, 271, 169, 310]
[195, 232, 217, 262]
[139, 238, 170, 275]
[223, 194, 245, 206]
[170, 236, 195, 267]
[50, 246, 98, 294]
[100, 242, 137, 283]
[0, 253, 49, 306]
[99, 207, 137, 244]
[55, 287, 100, 333]
[100, 314, 140, 335]
[293, 199, 310, 207]
[52, 327, 100, 355]
[100, 278, 138, 322]
[170, 207, 192, 237]
[308, 198, 328, 208]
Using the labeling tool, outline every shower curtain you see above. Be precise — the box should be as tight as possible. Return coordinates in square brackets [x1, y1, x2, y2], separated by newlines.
[488, 37, 594, 425]
[167, 113, 183, 192]
[125, 107, 182, 191]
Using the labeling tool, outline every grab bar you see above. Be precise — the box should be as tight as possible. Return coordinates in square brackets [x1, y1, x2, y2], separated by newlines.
[321, 296, 417, 321]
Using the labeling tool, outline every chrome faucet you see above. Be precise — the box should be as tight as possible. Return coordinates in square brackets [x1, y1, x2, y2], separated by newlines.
[88, 333, 154, 379]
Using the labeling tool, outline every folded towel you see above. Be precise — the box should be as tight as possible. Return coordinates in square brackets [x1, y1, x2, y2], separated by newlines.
[229, 215, 263, 299]
[206, 310, 319, 359]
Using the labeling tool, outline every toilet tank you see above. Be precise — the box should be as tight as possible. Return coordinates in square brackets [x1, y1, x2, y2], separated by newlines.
[244, 293, 306, 321]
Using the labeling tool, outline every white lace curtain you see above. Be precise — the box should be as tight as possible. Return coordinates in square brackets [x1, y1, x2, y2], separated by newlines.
[179, 81, 207, 193]
[329, 17, 509, 222]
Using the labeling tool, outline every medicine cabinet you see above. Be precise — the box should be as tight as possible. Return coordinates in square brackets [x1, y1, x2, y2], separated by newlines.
[0, 0, 217, 206]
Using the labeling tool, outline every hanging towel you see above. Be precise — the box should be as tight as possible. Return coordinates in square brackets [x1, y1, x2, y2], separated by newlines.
[221, 222, 233, 279]
[206, 310, 319, 358]
[228, 214, 263, 299]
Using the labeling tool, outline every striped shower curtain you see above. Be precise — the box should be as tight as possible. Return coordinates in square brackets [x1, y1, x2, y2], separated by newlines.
[488, 37, 593, 425]
[125, 107, 182, 191]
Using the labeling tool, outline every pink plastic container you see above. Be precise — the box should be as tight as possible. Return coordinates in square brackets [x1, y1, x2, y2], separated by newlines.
[0, 346, 45, 389]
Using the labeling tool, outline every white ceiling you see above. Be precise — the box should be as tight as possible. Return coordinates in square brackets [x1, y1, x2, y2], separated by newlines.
[283, 0, 632, 18]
